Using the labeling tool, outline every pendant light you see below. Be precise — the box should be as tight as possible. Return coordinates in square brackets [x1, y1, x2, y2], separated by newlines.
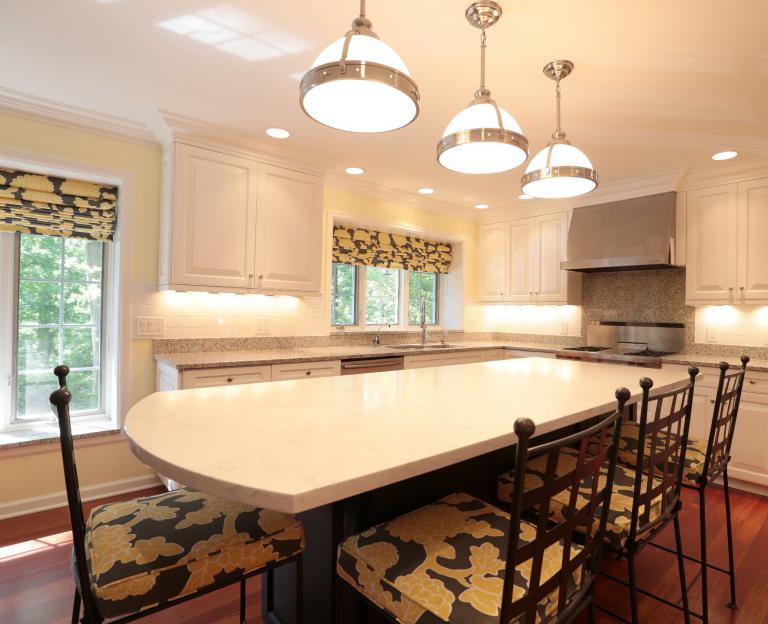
[521, 60, 598, 198]
[437, 1, 528, 175]
[299, 0, 420, 133]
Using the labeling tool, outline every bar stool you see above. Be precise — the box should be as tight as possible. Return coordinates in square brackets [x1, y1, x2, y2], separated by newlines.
[49, 366, 304, 624]
[612, 357, 749, 622]
[334, 388, 629, 623]
[498, 367, 698, 624]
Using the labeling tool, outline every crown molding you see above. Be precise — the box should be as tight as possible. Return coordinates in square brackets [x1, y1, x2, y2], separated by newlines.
[677, 157, 768, 190]
[325, 172, 478, 222]
[153, 110, 327, 176]
[0, 87, 157, 147]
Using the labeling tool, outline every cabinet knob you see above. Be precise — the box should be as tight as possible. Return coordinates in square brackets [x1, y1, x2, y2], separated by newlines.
[749, 379, 756, 385]
[729, 286, 734, 291]
[710, 399, 715, 404]
[305, 370, 311, 376]
[248, 274, 254, 279]
[259, 274, 264, 280]
[740, 286, 745, 292]
[226, 377, 234, 383]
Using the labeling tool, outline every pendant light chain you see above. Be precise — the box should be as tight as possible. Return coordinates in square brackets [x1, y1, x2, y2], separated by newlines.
[479, 28, 487, 91]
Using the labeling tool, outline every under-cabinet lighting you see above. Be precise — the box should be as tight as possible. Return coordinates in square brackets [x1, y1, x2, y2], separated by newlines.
[711, 150, 738, 161]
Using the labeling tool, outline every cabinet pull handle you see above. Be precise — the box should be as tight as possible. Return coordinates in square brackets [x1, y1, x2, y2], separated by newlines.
[248, 274, 254, 279]
[226, 377, 234, 383]
[749, 379, 756, 385]
[729, 286, 734, 291]
[740, 286, 745, 292]
[710, 399, 715, 404]
[305, 371, 311, 376]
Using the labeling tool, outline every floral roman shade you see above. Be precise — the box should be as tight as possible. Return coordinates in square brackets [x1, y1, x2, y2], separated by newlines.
[0, 168, 118, 241]
[333, 224, 452, 274]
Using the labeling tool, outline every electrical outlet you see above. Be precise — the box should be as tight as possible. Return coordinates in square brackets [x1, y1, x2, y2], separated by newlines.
[706, 326, 718, 343]
[255, 318, 270, 334]
[135, 317, 165, 337]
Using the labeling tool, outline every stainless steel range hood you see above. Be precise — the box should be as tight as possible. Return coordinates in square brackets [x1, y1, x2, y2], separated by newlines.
[561, 192, 677, 272]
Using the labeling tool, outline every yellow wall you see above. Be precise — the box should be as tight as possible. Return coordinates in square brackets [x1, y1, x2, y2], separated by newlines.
[0, 112, 477, 511]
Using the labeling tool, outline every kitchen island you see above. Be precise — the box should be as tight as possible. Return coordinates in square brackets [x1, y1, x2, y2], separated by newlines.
[124, 357, 694, 623]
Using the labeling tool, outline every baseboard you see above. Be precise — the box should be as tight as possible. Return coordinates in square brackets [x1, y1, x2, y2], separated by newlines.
[723, 476, 768, 498]
[0, 474, 162, 521]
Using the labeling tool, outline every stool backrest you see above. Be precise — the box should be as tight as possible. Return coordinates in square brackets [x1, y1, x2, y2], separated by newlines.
[703, 356, 749, 484]
[628, 367, 698, 546]
[49, 365, 100, 618]
[500, 387, 630, 624]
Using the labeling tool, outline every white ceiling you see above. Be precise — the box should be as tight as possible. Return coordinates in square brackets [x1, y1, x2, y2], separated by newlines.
[2, 0, 768, 212]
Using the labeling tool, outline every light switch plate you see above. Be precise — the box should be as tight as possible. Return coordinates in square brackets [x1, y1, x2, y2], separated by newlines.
[706, 326, 718, 343]
[135, 317, 165, 337]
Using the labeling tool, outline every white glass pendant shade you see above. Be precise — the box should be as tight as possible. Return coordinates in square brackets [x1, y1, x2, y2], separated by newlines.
[301, 33, 419, 133]
[438, 102, 528, 174]
[521, 143, 597, 198]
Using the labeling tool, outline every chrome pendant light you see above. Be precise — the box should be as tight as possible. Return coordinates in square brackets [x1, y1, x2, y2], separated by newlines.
[299, 0, 420, 133]
[521, 60, 598, 198]
[437, 1, 528, 175]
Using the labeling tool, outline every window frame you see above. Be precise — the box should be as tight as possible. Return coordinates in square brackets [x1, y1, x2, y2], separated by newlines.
[330, 263, 442, 332]
[0, 231, 115, 433]
[330, 261, 358, 327]
[406, 271, 440, 327]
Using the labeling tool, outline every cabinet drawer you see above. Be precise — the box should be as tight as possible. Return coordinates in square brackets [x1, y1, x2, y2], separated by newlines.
[271, 360, 341, 381]
[181, 365, 272, 389]
[505, 350, 556, 360]
[404, 351, 485, 370]
[484, 349, 506, 362]
[744, 370, 768, 395]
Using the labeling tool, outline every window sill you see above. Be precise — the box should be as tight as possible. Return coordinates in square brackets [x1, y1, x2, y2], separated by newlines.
[0, 416, 119, 451]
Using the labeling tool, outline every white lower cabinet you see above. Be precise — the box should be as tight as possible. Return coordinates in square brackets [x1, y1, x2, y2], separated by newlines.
[404, 351, 485, 370]
[271, 360, 341, 381]
[504, 350, 556, 359]
[663, 364, 768, 488]
[484, 349, 506, 361]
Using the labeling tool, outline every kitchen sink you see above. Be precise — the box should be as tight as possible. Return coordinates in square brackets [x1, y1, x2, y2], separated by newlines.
[385, 344, 459, 350]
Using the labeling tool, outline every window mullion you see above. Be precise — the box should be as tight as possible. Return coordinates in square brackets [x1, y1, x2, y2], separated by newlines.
[357, 266, 367, 329]
[401, 270, 409, 330]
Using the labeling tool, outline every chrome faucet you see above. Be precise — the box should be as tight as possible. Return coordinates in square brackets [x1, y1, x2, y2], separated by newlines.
[372, 323, 390, 347]
[420, 297, 428, 346]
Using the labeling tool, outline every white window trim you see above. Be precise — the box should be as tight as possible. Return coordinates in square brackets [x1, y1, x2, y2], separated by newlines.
[0, 149, 133, 442]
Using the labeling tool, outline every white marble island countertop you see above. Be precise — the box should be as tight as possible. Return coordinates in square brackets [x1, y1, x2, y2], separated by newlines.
[125, 358, 693, 514]
[154, 341, 563, 370]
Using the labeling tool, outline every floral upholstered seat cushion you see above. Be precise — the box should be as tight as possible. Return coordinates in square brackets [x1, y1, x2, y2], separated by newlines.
[497, 447, 664, 549]
[590, 421, 713, 486]
[83, 487, 303, 619]
[336, 492, 584, 624]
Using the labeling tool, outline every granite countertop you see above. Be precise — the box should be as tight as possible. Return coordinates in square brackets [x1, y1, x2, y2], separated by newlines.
[155, 341, 563, 370]
[661, 353, 768, 373]
[126, 358, 694, 513]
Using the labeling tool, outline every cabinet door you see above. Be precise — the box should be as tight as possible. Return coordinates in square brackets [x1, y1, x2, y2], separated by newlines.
[255, 165, 323, 293]
[171, 144, 257, 289]
[403, 351, 485, 369]
[738, 178, 768, 302]
[506, 220, 536, 303]
[685, 185, 738, 302]
[477, 223, 507, 301]
[728, 392, 768, 486]
[534, 212, 569, 303]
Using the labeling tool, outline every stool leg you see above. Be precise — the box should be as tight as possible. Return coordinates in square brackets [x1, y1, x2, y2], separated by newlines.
[699, 486, 709, 623]
[723, 469, 738, 609]
[295, 556, 304, 624]
[627, 550, 639, 624]
[71, 589, 81, 624]
[240, 578, 247, 624]
[674, 513, 691, 624]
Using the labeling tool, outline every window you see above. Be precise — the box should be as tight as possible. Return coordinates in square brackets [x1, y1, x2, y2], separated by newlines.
[1, 233, 107, 430]
[331, 262, 357, 325]
[331, 263, 440, 330]
[408, 272, 438, 325]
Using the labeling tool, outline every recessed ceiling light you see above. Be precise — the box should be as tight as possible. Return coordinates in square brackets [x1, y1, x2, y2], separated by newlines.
[418, 187, 435, 195]
[265, 127, 290, 139]
[712, 150, 738, 161]
[345, 167, 365, 175]
[518, 193, 533, 200]
[474, 203, 490, 210]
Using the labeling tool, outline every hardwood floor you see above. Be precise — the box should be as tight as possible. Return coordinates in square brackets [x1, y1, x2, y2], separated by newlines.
[1, 485, 766, 623]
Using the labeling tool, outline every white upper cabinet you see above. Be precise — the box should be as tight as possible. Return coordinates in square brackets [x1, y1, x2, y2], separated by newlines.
[506, 220, 536, 302]
[685, 184, 738, 302]
[255, 164, 323, 293]
[477, 223, 508, 301]
[737, 178, 768, 302]
[685, 178, 768, 304]
[159, 142, 323, 294]
[477, 210, 580, 305]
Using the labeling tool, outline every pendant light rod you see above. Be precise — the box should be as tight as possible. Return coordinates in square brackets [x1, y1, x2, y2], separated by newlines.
[543, 60, 573, 141]
[479, 28, 487, 92]
[359, 0, 366, 18]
